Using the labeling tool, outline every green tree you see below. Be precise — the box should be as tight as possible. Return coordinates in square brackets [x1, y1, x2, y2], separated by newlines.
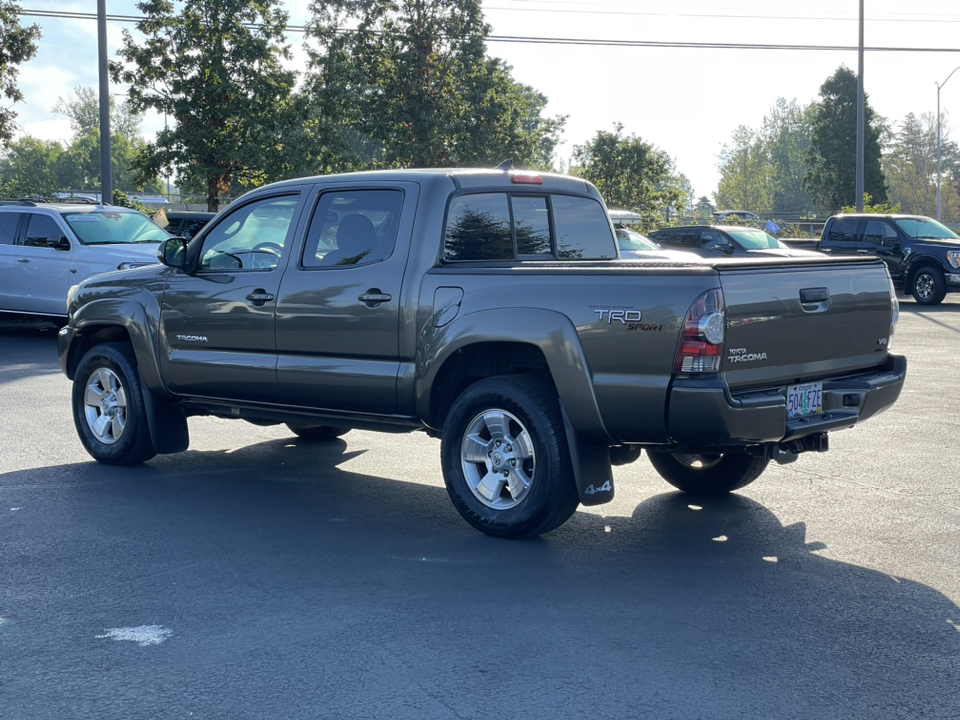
[52, 88, 163, 193]
[571, 123, 682, 228]
[303, 0, 565, 172]
[0, 1, 40, 147]
[715, 125, 770, 213]
[882, 111, 960, 220]
[112, 0, 297, 211]
[0, 135, 63, 196]
[804, 66, 887, 212]
[763, 98, 814, 214]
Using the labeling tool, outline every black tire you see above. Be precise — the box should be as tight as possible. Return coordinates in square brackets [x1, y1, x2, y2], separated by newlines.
[72, 342, 157, 465]
[910, 267, 946, 305]
[285, 423, 349, 441]
[441, 375, 580, 538]
[647, 451, 769, 495]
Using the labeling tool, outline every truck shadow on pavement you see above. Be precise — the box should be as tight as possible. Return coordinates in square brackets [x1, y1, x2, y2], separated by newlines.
[3, 435, 959, 720]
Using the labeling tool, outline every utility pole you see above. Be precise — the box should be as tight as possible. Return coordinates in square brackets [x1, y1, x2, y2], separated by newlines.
[97, 0, 113, 205]
[856, 0, 864, 212]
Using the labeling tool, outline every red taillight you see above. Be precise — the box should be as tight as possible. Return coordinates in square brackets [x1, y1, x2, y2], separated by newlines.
[674, 288, 725, 373]
[510, 173, 543, 185]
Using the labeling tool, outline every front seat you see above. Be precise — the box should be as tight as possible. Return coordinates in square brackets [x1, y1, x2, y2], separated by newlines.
[322, 214, 377, 266]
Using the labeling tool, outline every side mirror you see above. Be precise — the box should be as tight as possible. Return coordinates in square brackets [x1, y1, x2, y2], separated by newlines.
[881, 237, 897, 247]
[717, 243, 737, 255]
[47, 235, 70, 251]
[157, 237, 188, 269]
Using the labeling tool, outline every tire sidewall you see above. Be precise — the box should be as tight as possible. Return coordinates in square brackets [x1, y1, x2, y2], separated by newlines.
[911, 268, 946, 305]
[441, 378, 566, 537]
[72, 343, 153, 465]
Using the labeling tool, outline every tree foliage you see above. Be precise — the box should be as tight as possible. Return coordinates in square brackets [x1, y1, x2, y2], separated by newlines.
[0, 0, 40, 147]
[805, 66, 887, 212]
[302, 0, 565, 173]
[882, 111, 960, 220]
[571, 123, 683, 228]
[112, 0, 297, 211]
[764, 98, 814, 214]
[715, 125, 770, 213]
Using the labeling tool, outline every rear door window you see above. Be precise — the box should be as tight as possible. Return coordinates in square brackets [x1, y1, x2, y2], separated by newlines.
[302, 189, 404, 268]
[0, 212, 22, 245]
[826, 218, 861, 242]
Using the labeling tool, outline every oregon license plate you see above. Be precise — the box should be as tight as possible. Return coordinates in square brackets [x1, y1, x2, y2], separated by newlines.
[787, 382, 823, 419]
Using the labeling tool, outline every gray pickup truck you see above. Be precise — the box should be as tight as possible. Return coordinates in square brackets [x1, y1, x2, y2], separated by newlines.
[58, 167, 906, 538]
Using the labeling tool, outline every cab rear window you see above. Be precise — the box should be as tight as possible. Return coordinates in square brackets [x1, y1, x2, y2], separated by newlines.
[444, 192, 616, 261]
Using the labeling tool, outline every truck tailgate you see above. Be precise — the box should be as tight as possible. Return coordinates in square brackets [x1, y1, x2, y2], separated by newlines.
[717, 260, 893, 390]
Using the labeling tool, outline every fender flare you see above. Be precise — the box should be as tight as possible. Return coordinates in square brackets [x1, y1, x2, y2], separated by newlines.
[902, 254, 946, 288]
[416, 308, 614, 506]
[68, 298, 188, 455]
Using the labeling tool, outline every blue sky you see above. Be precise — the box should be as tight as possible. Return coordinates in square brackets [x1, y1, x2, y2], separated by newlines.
[10, 0, 960, 199]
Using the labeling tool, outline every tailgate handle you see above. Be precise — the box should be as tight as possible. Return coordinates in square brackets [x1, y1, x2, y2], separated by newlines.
[800, 287, 829, 303]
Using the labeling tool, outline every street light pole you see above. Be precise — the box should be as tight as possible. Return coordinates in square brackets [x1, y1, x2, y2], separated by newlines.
[936, 65, 960, 222]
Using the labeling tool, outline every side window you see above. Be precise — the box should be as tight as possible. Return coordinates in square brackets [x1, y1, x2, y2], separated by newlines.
[0, 212, 22, 245]
[827, 218, 860, 242]
[553, 195, 617, 259]
[444, 193, 513, 261]
[302, 189, 404, 268]
[513, 196, 551, 256]
[700, 231, 721, 249]
[863, 220, 897, 245]
[198, 195, 298, 271]
[23, 214, 64, 249]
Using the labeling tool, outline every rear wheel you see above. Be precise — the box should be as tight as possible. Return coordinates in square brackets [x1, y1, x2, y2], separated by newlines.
[441, 375, 579, 538]
[72, 342, 156, 465]
[647, 451, 769, 495]
[285, 423, 349, 441]
[911, 267, 946, 305]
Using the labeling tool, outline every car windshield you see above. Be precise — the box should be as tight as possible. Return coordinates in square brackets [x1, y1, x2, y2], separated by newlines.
[616, 227, 661, 251]
[894, 217, 960, 240]
[62, 210, 172, 245]
[724, 228, 785, 250]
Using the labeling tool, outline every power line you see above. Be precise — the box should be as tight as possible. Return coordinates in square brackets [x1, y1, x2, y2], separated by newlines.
[16, 8, 960, 53]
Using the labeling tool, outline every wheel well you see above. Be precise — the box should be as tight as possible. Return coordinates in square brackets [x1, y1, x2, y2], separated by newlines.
[67, 324, 132, 379]
[429, 342, 553, 427]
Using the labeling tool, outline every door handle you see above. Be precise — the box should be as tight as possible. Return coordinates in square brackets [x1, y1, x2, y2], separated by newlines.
[856, 249, 869, 253]
[18, 258, 29, 263]
[245, 290, 275, 305]
[358, 290, 392, 308]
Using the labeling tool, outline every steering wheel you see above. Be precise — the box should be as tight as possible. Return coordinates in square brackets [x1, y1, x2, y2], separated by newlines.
[252, 242, 283, 256]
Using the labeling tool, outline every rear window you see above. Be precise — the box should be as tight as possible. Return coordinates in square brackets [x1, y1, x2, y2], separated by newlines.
[443, 192, 616, 261]
[63, 210, 171, 245]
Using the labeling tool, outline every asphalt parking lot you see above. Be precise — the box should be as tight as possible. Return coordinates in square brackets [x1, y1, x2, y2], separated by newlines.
[1, 301, 959, 720]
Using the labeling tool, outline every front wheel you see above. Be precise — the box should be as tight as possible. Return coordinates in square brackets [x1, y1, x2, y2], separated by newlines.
[647, 451, 769, 495]
[911, 268, 946, 305]
[72, 342, 156, 465]
[441, 375, 579, 538]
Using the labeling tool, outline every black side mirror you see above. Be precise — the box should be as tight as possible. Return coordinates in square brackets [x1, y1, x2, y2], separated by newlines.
[881, 237, 897, 247]
[47, 235, 70, 251]
[157, 237, 188, 269]
[716, 243, 737, 255]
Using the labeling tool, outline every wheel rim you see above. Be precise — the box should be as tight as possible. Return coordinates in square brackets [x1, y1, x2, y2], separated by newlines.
[915, 272, 934, 300]
[460, 409, 536, 509]
[672, 453, 723, 470]
[82, 367, 128, 444]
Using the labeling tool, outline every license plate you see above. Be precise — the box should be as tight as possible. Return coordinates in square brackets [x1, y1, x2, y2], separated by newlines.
[787, 382, 823, 419]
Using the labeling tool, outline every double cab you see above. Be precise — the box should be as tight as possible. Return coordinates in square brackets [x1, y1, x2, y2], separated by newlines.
[58, 168, 906, 538]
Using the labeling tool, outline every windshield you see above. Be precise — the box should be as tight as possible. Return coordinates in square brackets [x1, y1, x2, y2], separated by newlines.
[724, 228, 785, 250]
[894, 217, 960, 240]
[63, 211, 172, 245]
[616, 227, 661, 251]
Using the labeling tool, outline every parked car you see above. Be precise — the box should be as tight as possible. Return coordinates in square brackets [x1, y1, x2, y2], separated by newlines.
[615, 226, 699, 260]
[649, 225, 822, 258]
[59, 166, 904, 539]
[713, 210, 759, 222]
[155, 210, 216, 241]
[812, 213, 960, 305]
[0, 200, 170, 322]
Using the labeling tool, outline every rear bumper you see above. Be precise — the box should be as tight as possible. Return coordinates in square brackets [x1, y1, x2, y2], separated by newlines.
[666, 353, 906, 446]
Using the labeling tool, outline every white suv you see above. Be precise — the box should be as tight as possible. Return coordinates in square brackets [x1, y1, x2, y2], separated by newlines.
[0, 201, 170, 322]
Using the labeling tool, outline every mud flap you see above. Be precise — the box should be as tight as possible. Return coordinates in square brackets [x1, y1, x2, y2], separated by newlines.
[560, 406, 614, 506]
[139, 371, 189, 454]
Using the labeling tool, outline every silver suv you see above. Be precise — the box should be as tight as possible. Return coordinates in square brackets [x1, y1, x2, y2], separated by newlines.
[0, 200, 169, 321]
